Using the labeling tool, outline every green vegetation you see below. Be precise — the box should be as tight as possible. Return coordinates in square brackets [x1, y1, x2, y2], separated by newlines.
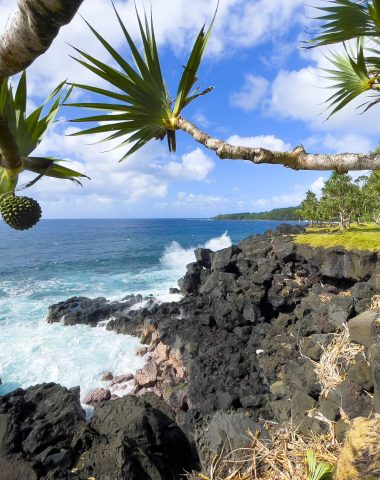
[297, 171, 380, 230]
[213, 206, 300, 221]
[296, 224, 380, 251]
[0, 72, 87, 229]
[67, 5, 216, 159]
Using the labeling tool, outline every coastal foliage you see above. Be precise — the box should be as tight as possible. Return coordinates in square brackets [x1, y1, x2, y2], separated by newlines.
[213, 207, 300, 221]
[66, 4, 216, 159]
[310, 1, 380, 116]
[296, 223, 380, 251]
[297, 171, 380, 230]
[0, 72, 87, 195]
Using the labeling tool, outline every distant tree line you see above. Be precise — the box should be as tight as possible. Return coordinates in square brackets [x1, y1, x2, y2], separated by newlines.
[297, 171, 380, 230]
[213, 207, 300, 221]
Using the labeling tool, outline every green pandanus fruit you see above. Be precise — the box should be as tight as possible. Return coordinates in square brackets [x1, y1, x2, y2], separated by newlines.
[0, 194, 42, 230]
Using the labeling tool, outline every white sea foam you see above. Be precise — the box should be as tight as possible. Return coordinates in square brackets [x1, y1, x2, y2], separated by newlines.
[160, 231, 232, 272]
[0, 230, 232, 403]
[0, 319, 144, 402]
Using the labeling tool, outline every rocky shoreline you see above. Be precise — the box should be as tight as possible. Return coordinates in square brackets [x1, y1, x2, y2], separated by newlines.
[1, 224, 380, 479]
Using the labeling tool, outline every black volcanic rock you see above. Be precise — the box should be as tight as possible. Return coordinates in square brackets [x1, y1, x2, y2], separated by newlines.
[74, 394, 199, 480]
[0, 383, 86, 480]
[37, 223, 380, 474]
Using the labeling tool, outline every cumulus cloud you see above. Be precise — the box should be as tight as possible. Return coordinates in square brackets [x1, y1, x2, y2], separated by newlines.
[269, 44, 380, 138]
[252, 175, 328, 210]
[163, 148, 214, 181]
[25, 122, 214, 216]
[175, 192, 229, 210]
[227, 134, 291, 151]
[0, 0, 306, 94]
[230, 74, 269, 111]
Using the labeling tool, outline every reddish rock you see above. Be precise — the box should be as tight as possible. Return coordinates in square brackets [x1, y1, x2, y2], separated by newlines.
[136, 346, 148, 356]
[83, 388, 111, 405]
[169, 352, 186, 378]
[135, 359, 158, 388]
[110, 373, 134, 385]
[100, 371, 113, 381]
[154, 342, 169, 364]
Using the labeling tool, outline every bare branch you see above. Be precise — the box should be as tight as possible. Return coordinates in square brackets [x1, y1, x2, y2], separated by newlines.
[0, 0, 84, 79]
[175, 116, 380, 172]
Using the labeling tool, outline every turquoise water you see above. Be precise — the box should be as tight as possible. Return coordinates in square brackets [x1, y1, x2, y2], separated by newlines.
[0, 219, 297, 399]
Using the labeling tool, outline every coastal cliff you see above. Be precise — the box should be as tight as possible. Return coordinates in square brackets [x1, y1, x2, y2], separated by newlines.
[1, 224, 379, 479]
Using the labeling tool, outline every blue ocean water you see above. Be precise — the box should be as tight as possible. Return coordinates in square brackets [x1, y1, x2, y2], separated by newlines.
[0, 218, 297, 400]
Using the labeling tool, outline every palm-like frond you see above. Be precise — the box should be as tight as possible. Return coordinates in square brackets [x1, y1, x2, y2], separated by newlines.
[322, 42, 377, 116]
[67, 2, 216, 158]
[306, 450, 333, 480]
[0, 72, 87, 184]
[310, 0, 380, 47]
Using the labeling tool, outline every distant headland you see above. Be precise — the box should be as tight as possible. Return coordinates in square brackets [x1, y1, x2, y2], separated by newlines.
[213, 206, 299, 221]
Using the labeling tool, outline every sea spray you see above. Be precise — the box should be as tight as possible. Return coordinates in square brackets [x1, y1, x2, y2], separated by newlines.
[160, 231, 232, 271]
[0, 219, 289, 402]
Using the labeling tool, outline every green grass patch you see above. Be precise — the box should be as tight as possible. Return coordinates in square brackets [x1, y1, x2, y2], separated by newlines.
[295, 223, 380, 251]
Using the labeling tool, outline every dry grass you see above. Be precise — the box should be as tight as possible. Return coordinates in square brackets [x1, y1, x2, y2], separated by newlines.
[319, 294, 333, 304]
[187, 422, 340, 480]
[312, 325, 363, 398]
[369, 294, 380, 310]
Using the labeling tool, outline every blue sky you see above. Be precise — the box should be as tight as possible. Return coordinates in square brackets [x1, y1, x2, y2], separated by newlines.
[0, 0, 378, 218]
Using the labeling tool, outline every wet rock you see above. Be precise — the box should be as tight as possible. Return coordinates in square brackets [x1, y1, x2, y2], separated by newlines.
[110, 373, 134, 385]
[100, 371, 113, 381]
[194, 248, 213, 269]
[83, 388, 111, 405]
[136, 346, 148, 356]
[135, 359, 158, 388]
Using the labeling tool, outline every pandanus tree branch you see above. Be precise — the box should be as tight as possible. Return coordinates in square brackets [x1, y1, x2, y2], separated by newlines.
[0, 0, 84, 172]
[175, 116, 380, 172]
[0, 0, 84, 177]
[0, 0, 84, 79]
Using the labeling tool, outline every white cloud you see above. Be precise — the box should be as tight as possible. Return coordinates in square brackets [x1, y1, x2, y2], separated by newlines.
[304, 133, 373, 154]
[252, 175, 328, 210]
[175, 192, 229, 210]
[309, 176, 325, 197]
[230, 74, 269, 111]
[192, 112, 211, 128]
[227, 134, 291, 151]
[0, 0, 305, 94]
[269, 44, 380, 137]
[24, 122, 214, 216]
[164, 148, 214, 181]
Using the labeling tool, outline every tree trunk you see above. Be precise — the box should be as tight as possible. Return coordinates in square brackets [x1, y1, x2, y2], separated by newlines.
[175, 116, 380, 172]
[0, 0, 83, 173]
[0, 0, 84, 79]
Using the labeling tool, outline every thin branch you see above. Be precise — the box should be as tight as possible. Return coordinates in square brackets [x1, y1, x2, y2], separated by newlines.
[0, 0, 84, 79]
[175, 116, 380, 172]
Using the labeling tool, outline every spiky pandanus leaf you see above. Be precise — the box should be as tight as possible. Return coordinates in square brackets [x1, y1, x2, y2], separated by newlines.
[309, 0, 380, 47]
[0, 72, 88, 190]
[322, 41, 377, 116]
[67, 2, 217, 158]
[307, 1, 380, 116]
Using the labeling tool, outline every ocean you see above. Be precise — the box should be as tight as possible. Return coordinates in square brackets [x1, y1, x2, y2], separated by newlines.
[0, 218, 298, 401]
